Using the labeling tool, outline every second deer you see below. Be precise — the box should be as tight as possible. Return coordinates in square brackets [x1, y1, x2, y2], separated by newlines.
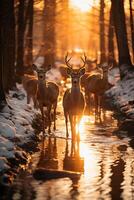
[22, 74, 38, 108]
[63, 53, 86, 141]
[33, 64, 59, 134]
[84, 62, 113, 120]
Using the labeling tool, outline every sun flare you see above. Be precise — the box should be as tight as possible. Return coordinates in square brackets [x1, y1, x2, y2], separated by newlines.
[70, 0, 94, 12]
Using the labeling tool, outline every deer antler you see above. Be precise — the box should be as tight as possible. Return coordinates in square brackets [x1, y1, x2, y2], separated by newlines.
[80, 53, 87, 69]
[65, 52, 73, 69]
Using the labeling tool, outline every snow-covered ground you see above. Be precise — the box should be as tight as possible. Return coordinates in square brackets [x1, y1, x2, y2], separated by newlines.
[106, 64, 134, 119]
[0, 66, 63, 186]
[0, 63, 133, 185]
[0, 84, 40, 185]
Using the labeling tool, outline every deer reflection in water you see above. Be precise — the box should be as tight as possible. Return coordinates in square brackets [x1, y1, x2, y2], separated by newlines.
[63, 139, 84, 199]
[63, 140, 84, 172]
[37, 137, 58, 170]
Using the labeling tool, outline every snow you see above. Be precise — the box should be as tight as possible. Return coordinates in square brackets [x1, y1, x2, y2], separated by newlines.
[0, 157, 10, 172]
[0, 66, 62, 178]
[0, 62, 134, 182]
[106, 64, 134, 119]
[0, 84, 39, 177]
[0, 122, 16, 139]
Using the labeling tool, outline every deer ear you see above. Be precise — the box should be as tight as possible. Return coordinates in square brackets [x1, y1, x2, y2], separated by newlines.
[80, 68, 85, 76]
[67, 68, 72, 75]
[32, 64, 38, 71]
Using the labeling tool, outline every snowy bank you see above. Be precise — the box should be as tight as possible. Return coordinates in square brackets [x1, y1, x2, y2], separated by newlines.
[0, 84, 40, 186]
[105, 64, 134, 133]
[0, 67, 62, 186]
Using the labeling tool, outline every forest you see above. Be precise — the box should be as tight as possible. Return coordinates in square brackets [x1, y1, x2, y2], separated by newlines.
[0, 1, 134, 200]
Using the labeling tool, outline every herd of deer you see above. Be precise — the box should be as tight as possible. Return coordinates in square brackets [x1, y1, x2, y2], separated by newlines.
[22, 53, 113, 141]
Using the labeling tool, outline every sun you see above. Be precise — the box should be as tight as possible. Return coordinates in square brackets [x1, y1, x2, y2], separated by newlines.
[70, 0, 94, 12]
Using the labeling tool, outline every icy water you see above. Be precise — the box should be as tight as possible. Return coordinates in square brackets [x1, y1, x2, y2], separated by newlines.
[3, 102, 134, 200]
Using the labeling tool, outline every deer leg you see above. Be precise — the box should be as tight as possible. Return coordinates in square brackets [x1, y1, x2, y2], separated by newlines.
[64, 112, 69, 138]
[40, 105, 45, 135]
[87, 92, 91, 114]
[71, 140, 75, 157]
[69, 115, 75, 141]
[53, 102, 57, 131]
[77, 116, 81, 142]
[73, 116, 76, 141]
[94, 94, 98, 122]
[98, 96, 102, 123]
[48, 105, 52, 134]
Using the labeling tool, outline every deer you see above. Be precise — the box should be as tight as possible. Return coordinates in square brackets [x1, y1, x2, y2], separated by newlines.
[63, 53, 86, 141]
[84, 62, 113, 120]
[22, 74, 38, 108]
[32, 64, 59, 134]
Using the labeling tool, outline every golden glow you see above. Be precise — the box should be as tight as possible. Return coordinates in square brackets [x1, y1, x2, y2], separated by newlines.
[80, 143, 99, 177]
[70, 0, 95, 12]
[34, 1, 44, 10]
[77, 115, 95, 138]
[73, 47, 83, 53]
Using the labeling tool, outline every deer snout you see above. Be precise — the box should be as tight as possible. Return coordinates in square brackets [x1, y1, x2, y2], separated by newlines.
[73, 80, 77, 84]
[39, 75, 44, 79]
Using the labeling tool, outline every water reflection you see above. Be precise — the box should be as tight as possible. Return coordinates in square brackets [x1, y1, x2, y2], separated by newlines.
[3, 111, 134, 200]
[63, 140, 84, 172]
[110, 158, 125, 200]
[37, 137, 58, 170]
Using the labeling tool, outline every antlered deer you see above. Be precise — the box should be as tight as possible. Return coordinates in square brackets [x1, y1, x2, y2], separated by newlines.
[33, 64, 59, 134]
[63, 53, 86, 141]
[22, 74, 38, 108]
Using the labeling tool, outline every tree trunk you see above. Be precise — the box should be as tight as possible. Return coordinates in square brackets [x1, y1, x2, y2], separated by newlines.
[0, 1, 7, 107]
[111, 0, 132, 78]
[129, 0, 134, 62]
[99, 0, 106, 64]
[25, 0, 33, 70]
[43, 0, 56, 68]
[0, 0, 16, 92]
[108, 4, 115, 65]
[16, 0, 25, 81]
[60, 0, 69, 57]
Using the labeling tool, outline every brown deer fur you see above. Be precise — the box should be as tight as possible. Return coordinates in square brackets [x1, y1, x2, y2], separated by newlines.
[22, 74, 38, 108]
[63, 54, 86, 141]
[33, 64, 59, 134]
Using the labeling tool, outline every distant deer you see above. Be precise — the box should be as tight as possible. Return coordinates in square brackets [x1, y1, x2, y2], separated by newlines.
[84, 62, 113, 119]
[22, 74, 38, 108]
[63, 53, 86, 141]
[33, 64, 59, 134]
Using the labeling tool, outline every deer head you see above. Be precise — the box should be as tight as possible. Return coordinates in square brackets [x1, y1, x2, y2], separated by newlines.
[32, 64, 51, 81]
[65, 53, 86, 87]
[97, 62, 114, 77]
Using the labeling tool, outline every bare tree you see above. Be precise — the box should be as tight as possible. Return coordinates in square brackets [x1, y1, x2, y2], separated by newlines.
[43, 0, 56, 67]
[16, 0, 35, 80]
[129, 0, 134, 61]
[0, 1, 8, 107]
[16, 0, 25, 81]
[99, 0, 106, 63]
[0, 0, 16, 92]
[25, 0, 34, 69]
[0, 29, 6, 108]
[108, 4, 115, 64]
[111, 0, 132, 78]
